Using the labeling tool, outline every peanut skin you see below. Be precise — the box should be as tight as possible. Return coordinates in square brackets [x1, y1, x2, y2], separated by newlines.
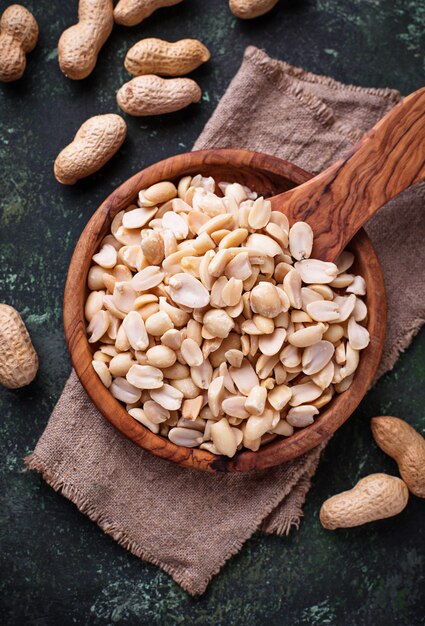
[0, 305, 39, 388]
[114, 0, 183, 27]
[229, 0, 279, 19]
[58, 0, 113, 80]
[372, 416, 425, 498]
[320, 474, 409, 529]
[125, 38, 210, 77]
[117, 75, 201, 116]
[54, 114, 127, 185]
[0, 4, 38, 82]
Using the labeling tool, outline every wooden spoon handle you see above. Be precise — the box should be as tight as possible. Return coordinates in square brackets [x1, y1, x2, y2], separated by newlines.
[270, 87, 425, 261]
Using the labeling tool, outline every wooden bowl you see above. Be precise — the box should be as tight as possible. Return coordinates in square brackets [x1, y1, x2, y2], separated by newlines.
[64, 149, 386, 472]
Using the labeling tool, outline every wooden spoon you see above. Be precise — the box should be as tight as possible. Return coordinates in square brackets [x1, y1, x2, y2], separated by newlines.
[270, 86, 425, 260]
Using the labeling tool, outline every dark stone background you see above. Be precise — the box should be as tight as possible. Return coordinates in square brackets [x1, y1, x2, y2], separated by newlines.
[0, 0, 424, 624]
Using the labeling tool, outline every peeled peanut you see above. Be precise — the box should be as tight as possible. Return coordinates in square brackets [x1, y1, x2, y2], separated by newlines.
[372, 416, 425, 498]
[146, 345, 176, 368]
[320, 474, 409, 529]
[109, 352, 135, 377]
[211, 418, 238, 457]
[54, 115, 127, 185]
[117, 75, 201, 116]
[0, 4, 38, 82]
[114, 0, 183, 27]
[0, 304, 38, 388]
[125, 38, 210, 77]
[58, 0, 113, 80]
[141, 231, 164, 265]
[229, 0, 279, 18]
[250, 282, 281, 318]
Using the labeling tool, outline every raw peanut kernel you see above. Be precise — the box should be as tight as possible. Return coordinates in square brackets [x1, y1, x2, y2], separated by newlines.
[211, 418, 238, 457]
[181, 338, 203, 367]
[126, 364, 163, 389]
[248, 197, 271, 229]
[141, 231, 164, 265]
[245, 385, 267, 416]
[222, 277, 243, 307]
[289, 222, 313, 261]
[146, 345, 176, 368]
[203, 309, 234, 339]
[250, 282, 281, 318]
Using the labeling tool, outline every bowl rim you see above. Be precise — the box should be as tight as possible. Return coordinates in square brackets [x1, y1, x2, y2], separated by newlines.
[64, 148, 386, 472]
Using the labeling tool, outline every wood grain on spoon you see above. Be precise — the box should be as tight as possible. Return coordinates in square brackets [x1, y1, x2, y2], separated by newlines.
[270, 86, 425, 261]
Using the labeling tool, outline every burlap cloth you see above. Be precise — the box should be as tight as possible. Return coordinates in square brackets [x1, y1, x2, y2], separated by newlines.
[26, 47, 425, 595]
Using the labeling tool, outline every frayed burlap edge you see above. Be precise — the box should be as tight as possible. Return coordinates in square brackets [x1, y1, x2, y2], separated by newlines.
[25, 446, 323, 595]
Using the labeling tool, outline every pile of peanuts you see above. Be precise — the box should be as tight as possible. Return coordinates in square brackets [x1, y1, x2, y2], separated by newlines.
[86, 175, 370, 457]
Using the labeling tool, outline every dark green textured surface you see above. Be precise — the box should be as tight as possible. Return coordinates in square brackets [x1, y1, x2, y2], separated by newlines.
[0, 0, 424, 624]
